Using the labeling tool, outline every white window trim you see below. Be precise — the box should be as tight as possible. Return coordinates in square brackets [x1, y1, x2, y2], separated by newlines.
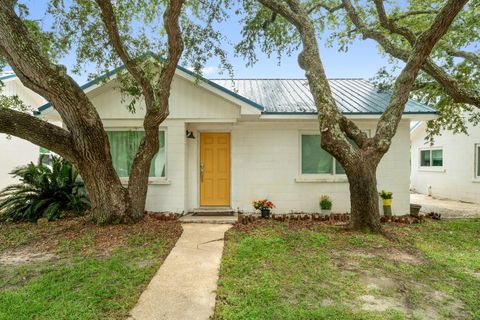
[106, 127, 168, 183]
[474, 143, 480, 180]
[419, 147, 444, 171]
[297, 131, 347, 181]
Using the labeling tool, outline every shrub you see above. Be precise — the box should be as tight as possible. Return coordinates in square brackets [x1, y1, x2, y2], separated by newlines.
[0, 155, 90, 222]
[319, 195, 332, 210]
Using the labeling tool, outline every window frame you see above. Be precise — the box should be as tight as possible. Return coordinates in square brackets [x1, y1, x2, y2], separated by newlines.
[475, 143, 480, 180]
[105, 127, 168, 184]
[419, 147, 444, 169]
[299, 131, 347, 177]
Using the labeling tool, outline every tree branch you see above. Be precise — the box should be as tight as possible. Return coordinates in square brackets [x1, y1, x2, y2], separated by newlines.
[391, 9, 439, 22]
[0, 0, 109, 144]
[374, 0, 468, 152]
[307, 2, 344, 14]
[445, 48, 480, 65]
[343, 0, 480, 108]
[95, 0, 156, 109]
[259, 0, 367, 161]
[0, 108, 77, 161]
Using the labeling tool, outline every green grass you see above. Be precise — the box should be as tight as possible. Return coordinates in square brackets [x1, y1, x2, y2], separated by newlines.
[0, 218, 182, 320]
[214, 219, 480, 320]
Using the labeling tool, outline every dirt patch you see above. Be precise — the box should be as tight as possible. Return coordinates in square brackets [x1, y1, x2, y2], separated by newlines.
[0, 247, 56, 266]
[359, 294, 404, 312]
[350, 247, 425, 265]
[385, 249, 425, 264]
[360, 275, 396, 290]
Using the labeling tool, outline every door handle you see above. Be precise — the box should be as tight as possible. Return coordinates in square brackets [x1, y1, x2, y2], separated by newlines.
[200, 163, 205, 182]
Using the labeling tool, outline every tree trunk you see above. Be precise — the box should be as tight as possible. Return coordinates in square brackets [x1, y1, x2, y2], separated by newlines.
[346, 161, 382, 233]
[127, 129, 161, 219]
[79, 162, 132, 224]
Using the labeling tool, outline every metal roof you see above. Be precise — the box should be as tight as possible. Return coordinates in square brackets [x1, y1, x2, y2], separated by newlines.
[211, 78, 436, 114]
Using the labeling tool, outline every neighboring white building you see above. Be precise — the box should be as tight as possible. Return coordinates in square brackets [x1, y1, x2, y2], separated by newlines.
[22, 67, 437, 214]
[411, 118, 480, 204]
[0, 73, 47, 189]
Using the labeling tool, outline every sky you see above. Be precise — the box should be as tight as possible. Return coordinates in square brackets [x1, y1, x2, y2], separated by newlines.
[22, 1, 391, 85]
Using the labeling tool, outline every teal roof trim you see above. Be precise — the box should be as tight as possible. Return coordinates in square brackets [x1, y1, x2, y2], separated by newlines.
[35, 64, 264, 115]
[0, 74, 17, 81]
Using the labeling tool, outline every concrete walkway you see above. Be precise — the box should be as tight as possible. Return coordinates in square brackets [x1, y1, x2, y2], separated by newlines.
[411, 193, 480, 219]
[129, 223, 232, 320]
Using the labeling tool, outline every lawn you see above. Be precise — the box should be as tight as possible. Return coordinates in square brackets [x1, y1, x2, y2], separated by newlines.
[214, 219, 480, 320]
[0, 216, 182, 320]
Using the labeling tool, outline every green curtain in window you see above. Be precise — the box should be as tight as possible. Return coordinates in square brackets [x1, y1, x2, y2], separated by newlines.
[420, 150, 431, 166]
[107, 131, 165, 177]
[302, 135, 333, 174]
[431, 150, 443, 167]
[302, 134, 350, 174]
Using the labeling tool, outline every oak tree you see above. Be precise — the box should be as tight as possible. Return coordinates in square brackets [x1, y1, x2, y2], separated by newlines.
[238, 0, 468, 232]
[0, 0, 228, 224]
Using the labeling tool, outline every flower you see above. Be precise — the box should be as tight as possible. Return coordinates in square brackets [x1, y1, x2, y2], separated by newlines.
[253, 199, 275, 210]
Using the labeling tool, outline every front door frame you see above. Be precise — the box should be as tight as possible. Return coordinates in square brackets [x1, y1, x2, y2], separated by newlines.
[198, 131, 231, 207]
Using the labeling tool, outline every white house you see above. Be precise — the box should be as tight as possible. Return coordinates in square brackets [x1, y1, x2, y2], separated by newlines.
[410, 118, 480, 204]
[0, 73, 47, 189]
[29, 66, 437, 215]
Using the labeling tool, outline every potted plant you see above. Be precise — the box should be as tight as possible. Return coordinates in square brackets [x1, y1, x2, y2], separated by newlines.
[379, 190, 393, 217]
[319, 195, 332, 215]
[253, 199, 275, 218]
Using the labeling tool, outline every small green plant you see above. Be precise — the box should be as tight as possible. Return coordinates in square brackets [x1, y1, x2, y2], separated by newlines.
[319, 195, 332, 210]
[0, 155, 90, 222]
[378, 190, 393, 199]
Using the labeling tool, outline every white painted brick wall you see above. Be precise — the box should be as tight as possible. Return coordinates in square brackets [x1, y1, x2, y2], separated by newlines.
[179, 120, 411, 215]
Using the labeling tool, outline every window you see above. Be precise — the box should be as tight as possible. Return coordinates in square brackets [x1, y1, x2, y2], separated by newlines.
[106, 130, 166, 177]
[39, 147, 55, 165]
[420, 148, 443, 167]
[475, 144, 480, 179]
[301, 134, 347, 175]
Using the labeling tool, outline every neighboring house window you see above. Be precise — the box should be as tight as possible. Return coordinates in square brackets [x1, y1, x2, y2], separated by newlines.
[301, 134, 346, 175]
[39, 147, 55, 165]
[106, 130, 166, 177]
[420, 148, 443, 167]
[475, 144, 480, 178]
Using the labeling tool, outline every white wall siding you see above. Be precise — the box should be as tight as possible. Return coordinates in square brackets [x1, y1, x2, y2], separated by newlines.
[91, 76, 241, 121]
[411, 121, 480, 203]
[0, 78, 46, 190]
[130, 120, 187, 213]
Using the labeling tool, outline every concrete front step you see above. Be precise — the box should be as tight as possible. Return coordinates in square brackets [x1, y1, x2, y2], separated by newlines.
[193, 207, 235, 216]
[180, 214, 237, 224]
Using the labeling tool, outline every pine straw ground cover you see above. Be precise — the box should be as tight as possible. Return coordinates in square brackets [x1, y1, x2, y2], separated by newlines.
[214, 219, 480, 320]
[0, 216, 182, 320]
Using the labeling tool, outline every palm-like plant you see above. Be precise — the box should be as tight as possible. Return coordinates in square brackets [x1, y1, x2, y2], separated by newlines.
[0, 155, 90, 222]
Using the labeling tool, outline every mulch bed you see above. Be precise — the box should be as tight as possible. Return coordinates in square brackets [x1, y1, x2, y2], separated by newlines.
[1, 215, 183, 254]
[237, 212, 441, 229]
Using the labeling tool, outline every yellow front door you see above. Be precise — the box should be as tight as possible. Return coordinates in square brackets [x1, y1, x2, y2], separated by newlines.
[200, 132, 230, 206]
